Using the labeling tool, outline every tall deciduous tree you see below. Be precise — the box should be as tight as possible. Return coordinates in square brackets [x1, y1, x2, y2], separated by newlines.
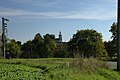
[21, 33, 44, 58]
[43, 34, 56, 58]
[32, 33, 44, 58]
[68, 29, 107, 58]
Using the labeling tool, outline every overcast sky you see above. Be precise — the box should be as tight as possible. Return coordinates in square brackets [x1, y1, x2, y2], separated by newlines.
[0, 0, 117, 42]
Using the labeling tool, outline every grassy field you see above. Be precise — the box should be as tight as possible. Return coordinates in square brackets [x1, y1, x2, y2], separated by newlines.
[0, 58, 120, 80]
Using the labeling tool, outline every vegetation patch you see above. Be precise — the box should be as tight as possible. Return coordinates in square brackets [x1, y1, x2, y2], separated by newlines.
[0, 58, 120, 80]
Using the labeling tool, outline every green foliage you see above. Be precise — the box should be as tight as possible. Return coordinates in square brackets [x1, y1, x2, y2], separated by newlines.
[104, 22, 117, 60]
[21, 33, 45, 58]
[6, 28, 109, 58]
[54, 43, 68, 58]
[104, 41, 116, 59]
[44, 34, 56, 58]
[7, 39, 21, 58]
[0, 59, 72, 80]
[96, 68, 120, 80]
[21, 33, 57, 58]
[32, 33, 44, 58]
[21, 40, 33, 58]
[68, 29, 107, 58]
[0, 58, 120, 80]
[109, 22, 117, 41]
[0, 63, 43, 80]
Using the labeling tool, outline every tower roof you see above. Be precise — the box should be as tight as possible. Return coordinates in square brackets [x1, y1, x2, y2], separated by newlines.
[59, 31, 62, 36]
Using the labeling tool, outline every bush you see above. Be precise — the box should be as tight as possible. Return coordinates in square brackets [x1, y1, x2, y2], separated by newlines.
[69, 57, 106, 73]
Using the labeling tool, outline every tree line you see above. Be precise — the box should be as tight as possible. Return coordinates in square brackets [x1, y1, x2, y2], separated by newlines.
[4, 22, 117, 59]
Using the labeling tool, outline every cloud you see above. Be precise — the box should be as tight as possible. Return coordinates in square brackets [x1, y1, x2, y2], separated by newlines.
[0, 7, 28, 16]
[10, 0, 61, 8]
[0, 5, 117, 21]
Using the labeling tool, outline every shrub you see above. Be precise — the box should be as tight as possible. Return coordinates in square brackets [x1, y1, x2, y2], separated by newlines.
[69, 57, 106, 73]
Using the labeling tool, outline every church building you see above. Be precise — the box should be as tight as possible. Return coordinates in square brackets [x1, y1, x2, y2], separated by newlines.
[55, 31, 62, 44]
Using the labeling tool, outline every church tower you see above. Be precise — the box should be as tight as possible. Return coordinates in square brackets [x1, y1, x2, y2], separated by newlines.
[59, 31, 62, 42]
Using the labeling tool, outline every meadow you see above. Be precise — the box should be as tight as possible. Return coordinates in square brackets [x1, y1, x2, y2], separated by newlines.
[0, 58, 120, 80]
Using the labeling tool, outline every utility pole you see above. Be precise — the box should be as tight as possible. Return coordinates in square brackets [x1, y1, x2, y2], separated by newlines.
[2, 17, 5, 59]
[117, 0, 120, 70]
[1, 17, 9, 59]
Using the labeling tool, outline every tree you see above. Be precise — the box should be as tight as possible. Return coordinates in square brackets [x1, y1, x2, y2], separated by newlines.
[104, 22, 117, 59]
[67, 37, 79, 57]
[7, 39, 21, 58]
[43, 34, 56, 58]
[21, 33, 45, 58]
[109, 22, 117, 41]
[104, 41, 116, 59]
[32, 33, 44, 58]
[54, 43, 68, 58]
[16, 41, 22, 46]
[21, 40, 33, 58]
[68, 29, 107, 58]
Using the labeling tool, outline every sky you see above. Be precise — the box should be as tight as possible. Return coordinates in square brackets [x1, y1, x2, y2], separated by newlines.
[0, 0, 117, 43]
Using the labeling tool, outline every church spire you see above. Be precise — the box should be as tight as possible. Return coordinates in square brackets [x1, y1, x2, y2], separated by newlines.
[59, 31, 62, 42]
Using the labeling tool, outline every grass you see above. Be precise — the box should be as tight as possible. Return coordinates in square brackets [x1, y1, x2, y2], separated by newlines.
[0, 58, 120, 80]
